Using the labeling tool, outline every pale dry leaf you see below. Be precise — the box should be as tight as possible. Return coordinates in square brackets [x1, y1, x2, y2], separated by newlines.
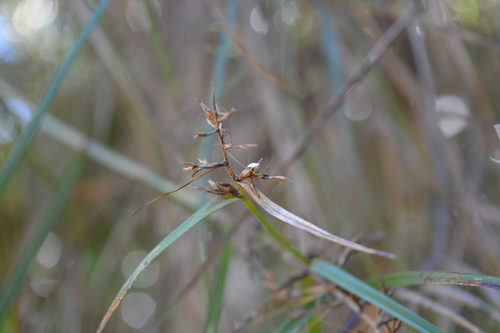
[237, 181, 396, 259]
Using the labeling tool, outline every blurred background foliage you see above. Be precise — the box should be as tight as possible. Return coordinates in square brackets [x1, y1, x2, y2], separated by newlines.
[1, 0, 500, 331]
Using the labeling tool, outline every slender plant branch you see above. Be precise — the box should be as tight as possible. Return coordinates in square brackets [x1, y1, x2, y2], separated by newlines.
[276, 5, 421, 175]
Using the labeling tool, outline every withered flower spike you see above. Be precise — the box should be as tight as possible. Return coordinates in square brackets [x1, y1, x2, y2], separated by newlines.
[183, 160, 227, 177]
[206, 118, 218, 130]
[237, 159, 263, 181]
[195, 99, 213, 117]
[194, 129, 217, 138]
[219, 107, 236, 122]
[195, 180, 240, 197]
[211, 84, 217, 117]
[213, 103, 219, 119]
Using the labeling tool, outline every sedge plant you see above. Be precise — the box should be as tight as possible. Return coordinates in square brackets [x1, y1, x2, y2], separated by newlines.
[97, 91, 487, 333]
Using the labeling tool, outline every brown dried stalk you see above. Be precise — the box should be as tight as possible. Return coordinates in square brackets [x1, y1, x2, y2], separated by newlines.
[133, 91, 396, 259]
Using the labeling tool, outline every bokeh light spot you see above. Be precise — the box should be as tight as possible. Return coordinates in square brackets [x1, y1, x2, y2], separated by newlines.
[435, 95, 469, 138]
[121, 250, 159, 288]
[250, 6, 268, 35]
[121, 292, 156, 329]
[36, 232, 63, 268]
[12, 0, 58, 35]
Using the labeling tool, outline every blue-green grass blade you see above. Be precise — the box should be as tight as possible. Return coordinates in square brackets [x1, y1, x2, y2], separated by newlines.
[96, 196, 239, 333]
[316, 0, 342, 89]
[203, 244, 233, 333]
[0, 0, 113, 201]
[311, 259, 444, 333]
[0, 154, 86, 324]
[197, 0, 242, 301]
[0, 77, 199, 211]
[211, 0, 241, 100]
[367, 271, 500, 290]
[200, 0, 242, 161]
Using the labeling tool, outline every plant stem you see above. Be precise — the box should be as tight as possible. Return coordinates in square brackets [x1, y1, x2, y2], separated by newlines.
[237, 185, 309, 265]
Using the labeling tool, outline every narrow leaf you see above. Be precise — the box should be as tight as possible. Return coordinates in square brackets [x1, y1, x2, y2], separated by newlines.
[274, 313, 314, 333]
[311, 259, 444, 333]
[0, 0, 113, 201]
[203, 244, 232, 333]
[96, 196, 239, 333]
[238, 181, 396, 259]
[0, 155, 85, 324]
[367, 271, 500, 290]
[236, 183, 308, 264]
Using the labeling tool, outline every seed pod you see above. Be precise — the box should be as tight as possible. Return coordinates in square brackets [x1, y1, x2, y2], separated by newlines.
[237, 159, 263, 180]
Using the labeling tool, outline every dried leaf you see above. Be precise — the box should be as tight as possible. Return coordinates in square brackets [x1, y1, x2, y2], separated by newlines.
[223, 143, 258, 151]
[260, 174, 293, 184]
[237, 181, 396, 259]
[183, 160, 226, 176]
[219, 107, 236, 122]
[194, 129, 217, 138]
[195, 99, 213, 117]
[195, 180, 240, 197]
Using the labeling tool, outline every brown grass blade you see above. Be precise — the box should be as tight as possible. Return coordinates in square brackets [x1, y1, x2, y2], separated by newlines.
[238, 181, 396, 259]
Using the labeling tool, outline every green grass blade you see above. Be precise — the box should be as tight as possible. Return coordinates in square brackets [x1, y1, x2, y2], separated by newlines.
[0, 0, 113, 201]
[0, 154, 86, 324]
[367, 271, 500, 290]
[301, 276, 322, 333]
[96, 196, 239, 333]
[0, 77, 199, 212]
[203, 244, 232, 333]
[274, 313, 313, 333]
[144, 0, 179, 101]
[41, 115, 198, 211]
[310, 259, 444, 333]
[236, 183, 309, 265]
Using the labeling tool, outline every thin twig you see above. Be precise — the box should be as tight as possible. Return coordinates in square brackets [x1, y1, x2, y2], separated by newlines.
[276, 5, 420, 175]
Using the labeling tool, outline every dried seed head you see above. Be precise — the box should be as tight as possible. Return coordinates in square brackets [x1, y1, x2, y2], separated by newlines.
[247, 162, 261, 173]
[237, 159, 263, 180]
[195, 180, 240, 197]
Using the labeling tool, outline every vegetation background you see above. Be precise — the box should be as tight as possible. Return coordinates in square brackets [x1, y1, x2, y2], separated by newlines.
[1, 0, 500, 332]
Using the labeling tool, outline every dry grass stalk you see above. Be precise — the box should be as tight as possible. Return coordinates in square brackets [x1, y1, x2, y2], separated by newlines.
[134, 91, 396, 259]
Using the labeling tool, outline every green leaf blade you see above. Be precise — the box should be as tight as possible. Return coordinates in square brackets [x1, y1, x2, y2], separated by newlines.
[0, 155, 85, 324]
[368, 271, 500, 290]
[310, 259, 444, 333]
[96, 196, 239, 333]
[203, 244, 232, 333]
[0, 0, 113, 201]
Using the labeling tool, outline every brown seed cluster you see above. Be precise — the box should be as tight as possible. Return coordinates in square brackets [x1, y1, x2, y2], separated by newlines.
[191, 90, 291, 197]
[132, 89, 290, 216]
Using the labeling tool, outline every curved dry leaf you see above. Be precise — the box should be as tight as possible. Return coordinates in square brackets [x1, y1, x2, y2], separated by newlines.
[223, 143, 257, 151]
[260, 174, 293, 184]
[237, 181, 396, 259]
